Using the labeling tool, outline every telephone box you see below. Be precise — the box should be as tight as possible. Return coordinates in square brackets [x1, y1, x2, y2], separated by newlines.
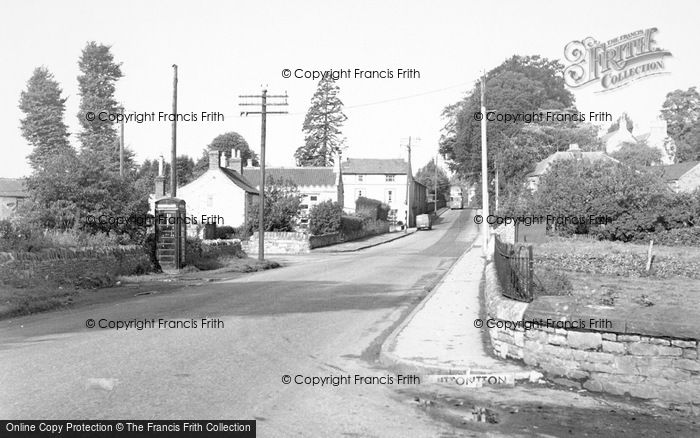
[155, 198, 186, 272]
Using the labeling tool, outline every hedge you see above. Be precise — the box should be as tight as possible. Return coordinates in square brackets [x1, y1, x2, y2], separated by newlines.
[355, 197, 390, 221]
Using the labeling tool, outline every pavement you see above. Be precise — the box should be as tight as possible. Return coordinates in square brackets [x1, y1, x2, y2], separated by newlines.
[380, 214, 536, 380]
[312, 207, 449, 253]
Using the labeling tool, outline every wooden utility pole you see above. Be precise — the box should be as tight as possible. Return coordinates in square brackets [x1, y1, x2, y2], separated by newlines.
[171, 64, 178, 197]
[239, 89, 288, 260]
[480, 72, 490, 253]
[119, 106, 125, 177]
[434, 154, 438, 214]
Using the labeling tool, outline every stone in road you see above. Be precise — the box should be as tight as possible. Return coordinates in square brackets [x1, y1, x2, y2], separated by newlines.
[0, 210, 476, 437]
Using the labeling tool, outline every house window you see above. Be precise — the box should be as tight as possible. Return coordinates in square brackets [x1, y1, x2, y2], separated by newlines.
[385, 190, 393, 203]
[385, 175, 395, 182]
[357, 175, 364, 182]
[355, 189, 364, 199]
[310, 195, 318, 201]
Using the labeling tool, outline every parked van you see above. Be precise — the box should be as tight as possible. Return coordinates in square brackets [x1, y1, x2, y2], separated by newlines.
[416, 214, 432, 230]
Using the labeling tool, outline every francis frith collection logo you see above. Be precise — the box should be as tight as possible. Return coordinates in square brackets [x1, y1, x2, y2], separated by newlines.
[563, 28, 672, 92]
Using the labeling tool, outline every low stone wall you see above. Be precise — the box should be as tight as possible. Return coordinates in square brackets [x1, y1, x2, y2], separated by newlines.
[484, 261, 700, 407]
[201, 239, 244, 258]
[242, 221, 392, 254]
[0, 246, 152, 288]
[309, 233, 342, 249]
[243, 232, 310, 255]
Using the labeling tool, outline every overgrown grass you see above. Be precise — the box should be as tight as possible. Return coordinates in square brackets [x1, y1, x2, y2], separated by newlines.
[0, 286, 76, 318]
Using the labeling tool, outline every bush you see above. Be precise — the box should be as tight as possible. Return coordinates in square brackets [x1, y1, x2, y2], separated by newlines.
[637, 227, 700, 246]
[355, 197, 390, 221]
[215, 226, 235, 239]
[340, 215, 364, 235]
[309, 201, 343, 235]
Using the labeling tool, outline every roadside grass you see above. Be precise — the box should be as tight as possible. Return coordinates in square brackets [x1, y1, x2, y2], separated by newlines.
[0, 285, 76, 318]
[1, 256, 280, 319]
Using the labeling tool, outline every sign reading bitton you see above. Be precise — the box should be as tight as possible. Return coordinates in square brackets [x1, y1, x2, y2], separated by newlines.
[563, 28, 672, 92]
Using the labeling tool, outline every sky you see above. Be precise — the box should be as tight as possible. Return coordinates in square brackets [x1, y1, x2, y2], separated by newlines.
[1, 0, 698, 178]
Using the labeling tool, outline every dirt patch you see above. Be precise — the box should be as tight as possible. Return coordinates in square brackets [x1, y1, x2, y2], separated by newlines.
[396, 382, 699, 437]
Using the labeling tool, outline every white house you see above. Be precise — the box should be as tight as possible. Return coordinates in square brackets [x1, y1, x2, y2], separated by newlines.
[602, 115, 674, 164]
[526, 144, 619, 192]
[241, 166, 339, 228]
[153, 149, 258, 237]
[0, 178, 28, 220]
[340, 158, 427, 226]
[649, 161, 700, 193]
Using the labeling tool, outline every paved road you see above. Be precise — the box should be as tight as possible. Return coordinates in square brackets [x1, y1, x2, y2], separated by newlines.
[0, 209, 477, 437]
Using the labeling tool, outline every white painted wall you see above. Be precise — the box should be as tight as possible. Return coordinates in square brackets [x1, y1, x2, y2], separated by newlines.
[342, 173, 408, 223]
[177, 169, 249, 236]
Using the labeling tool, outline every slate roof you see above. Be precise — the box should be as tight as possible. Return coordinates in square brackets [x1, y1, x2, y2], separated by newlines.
[650, 161, 700, 181]
[219, 168, 259, 194]
[0, 178, 28, 198]
[528, 151, 618, 177]
[242, 167, 336, 187]
[341, 158, 408, 174]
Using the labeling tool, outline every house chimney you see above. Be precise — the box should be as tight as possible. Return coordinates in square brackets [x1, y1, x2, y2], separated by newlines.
[228, 149, 243, 173]
[208, 149, 220, 171]
[568, 143, 582, 160]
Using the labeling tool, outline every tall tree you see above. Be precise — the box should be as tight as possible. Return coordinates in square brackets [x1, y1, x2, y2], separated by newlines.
[295, 77, 347, 166]
[19, 67, 74, 170]
[438, 55, 590, 206]
[660, 87, 700, 162]
[415, 159, 450, 201]
[77, 41, 123, 169]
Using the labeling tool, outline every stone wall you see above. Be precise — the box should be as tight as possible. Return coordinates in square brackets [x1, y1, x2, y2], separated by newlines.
[309, 233, 342, 249]
[0, 246, 152, 288]
[244, 232, 311, 255]
[242, 221, 391, 254]
[483, 261, 700, 407]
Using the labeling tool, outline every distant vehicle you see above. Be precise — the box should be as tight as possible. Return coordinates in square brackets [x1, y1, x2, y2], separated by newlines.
[449, 185, 464, 209]
[416, 214, 432, 230]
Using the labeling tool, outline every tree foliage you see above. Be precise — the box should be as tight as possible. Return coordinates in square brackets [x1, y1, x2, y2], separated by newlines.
[308, 200, 343, 235]
[208, 132, 258, 167]
[415, 158, 450, 200]
[295, 77, 347, 166]
[19, 44, 148, 240]
[610, 141, 663, 167]
[19, 67, 74, 171]
[438, 55, 597, 208]
[660, 87, 700, 162]
[246, 176, 302, 233]
[77, 41, 123, 170]
[531, 160, 673, 240]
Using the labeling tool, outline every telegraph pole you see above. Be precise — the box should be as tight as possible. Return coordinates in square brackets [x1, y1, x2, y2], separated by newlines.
[402, 136, 418, 231]
[434, 154, 438, 214]
[239, 89, 288, 261]
[171, 64, 178, 197]
[480, 72, 490, 253]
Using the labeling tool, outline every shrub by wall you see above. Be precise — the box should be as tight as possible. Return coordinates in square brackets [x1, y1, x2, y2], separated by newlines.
[340, 215, 363, 235]
[355, 197, 390, 221]
[309, 201, 343, 235]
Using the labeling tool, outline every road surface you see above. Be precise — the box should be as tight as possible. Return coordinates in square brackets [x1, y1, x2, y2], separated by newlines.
[0, 209, 477, 437]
